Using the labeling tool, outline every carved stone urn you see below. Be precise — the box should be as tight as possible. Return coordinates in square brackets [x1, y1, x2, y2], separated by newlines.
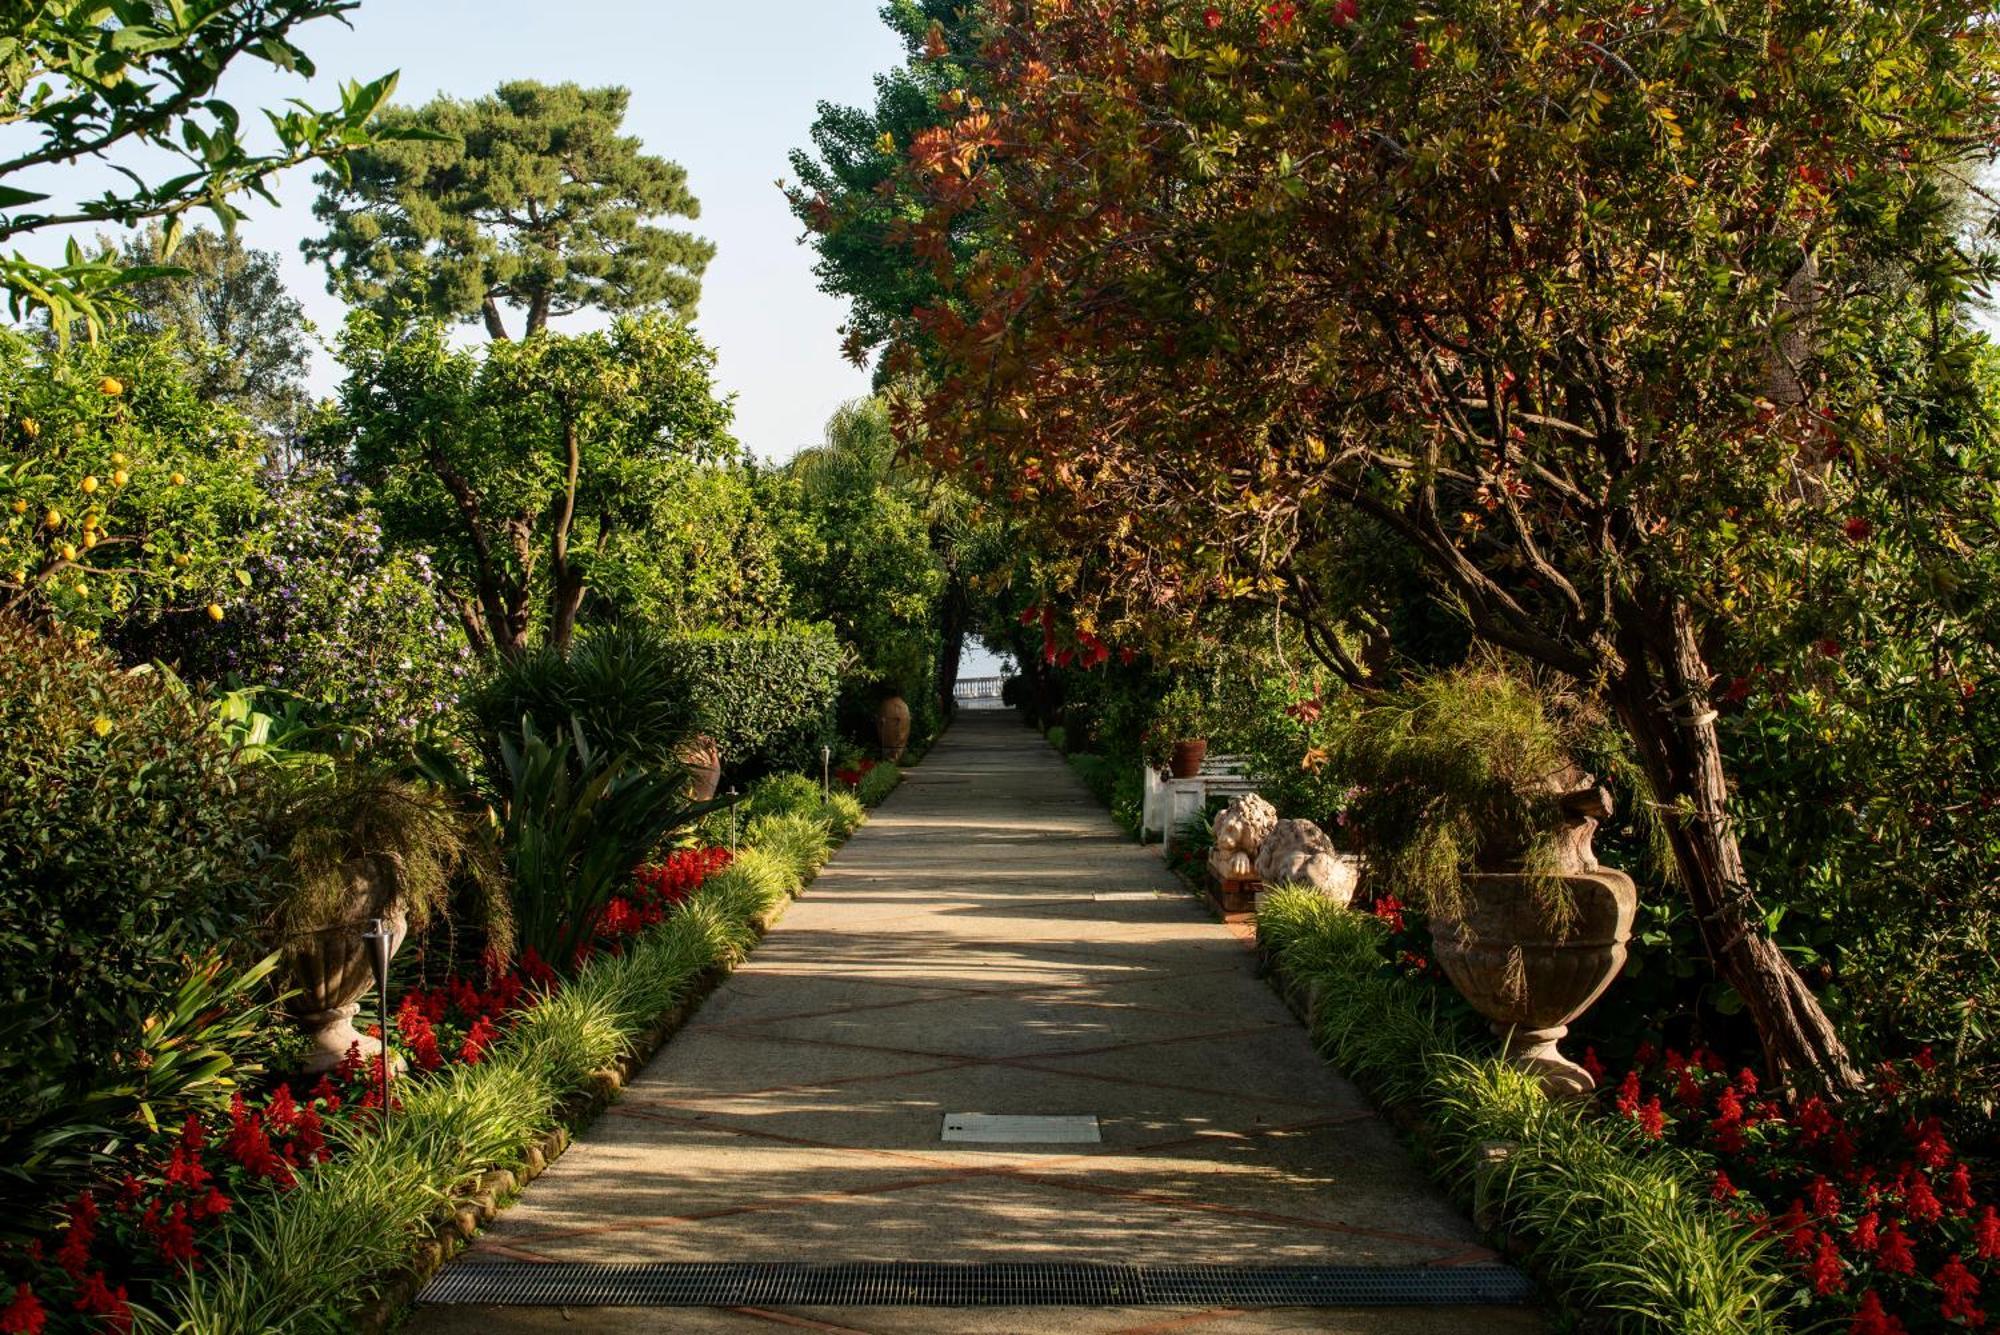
[285, 867, 410, 1075]
[1428, 776, 1638, 1097]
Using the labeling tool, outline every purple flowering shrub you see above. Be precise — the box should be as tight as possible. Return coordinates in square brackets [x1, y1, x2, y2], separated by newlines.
[158, 475, 473, 740]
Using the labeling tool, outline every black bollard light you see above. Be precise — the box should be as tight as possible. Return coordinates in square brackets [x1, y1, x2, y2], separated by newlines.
[727, 788, 742, 850]
[360, 916, 393, 1113]
[821, 745, 831, 797]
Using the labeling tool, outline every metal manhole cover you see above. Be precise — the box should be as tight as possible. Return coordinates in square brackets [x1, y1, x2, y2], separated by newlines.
[941, 1113, 1101, 1144]
[418, 1261, 1536, 1308]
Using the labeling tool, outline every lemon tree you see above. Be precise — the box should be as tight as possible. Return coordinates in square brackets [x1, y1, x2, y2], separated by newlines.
[0, 328, 269, 635]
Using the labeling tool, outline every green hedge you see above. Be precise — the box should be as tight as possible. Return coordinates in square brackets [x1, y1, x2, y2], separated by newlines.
[662, 624, 841, 777]
[1257, 890, 1788, 1334]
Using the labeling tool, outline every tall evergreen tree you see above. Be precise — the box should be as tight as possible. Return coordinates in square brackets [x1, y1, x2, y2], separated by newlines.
[307, 81, 712, 340]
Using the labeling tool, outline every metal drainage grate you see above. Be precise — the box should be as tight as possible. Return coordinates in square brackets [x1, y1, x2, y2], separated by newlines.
[419, 1261, 1534, 1308]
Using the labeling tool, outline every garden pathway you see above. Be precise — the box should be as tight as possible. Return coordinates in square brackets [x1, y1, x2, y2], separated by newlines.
[415, 710, 1540, 1334]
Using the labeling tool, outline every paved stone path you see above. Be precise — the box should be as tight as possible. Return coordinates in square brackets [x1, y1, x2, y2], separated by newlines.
[416, 710, 1540, 1334]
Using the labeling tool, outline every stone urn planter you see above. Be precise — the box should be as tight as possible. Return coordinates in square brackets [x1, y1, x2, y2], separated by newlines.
[286, 881, 409, 1075]
[1168, 738, 1208, 779]
[680, 733, 722, 801]
[1428, 780, 1638, 1097]
[876, 694, 912, 762]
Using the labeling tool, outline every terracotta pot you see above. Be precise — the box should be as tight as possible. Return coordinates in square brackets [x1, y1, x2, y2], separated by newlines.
[876, 694, 912, 761]
[679, 732, 722, 801]
[285, 865, 410, 1074]
[1429, 868, 1638, 1097]
[1168, 738, 1208, 779]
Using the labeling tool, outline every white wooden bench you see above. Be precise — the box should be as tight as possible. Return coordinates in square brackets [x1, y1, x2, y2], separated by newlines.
[1140, 754, 1259, 853]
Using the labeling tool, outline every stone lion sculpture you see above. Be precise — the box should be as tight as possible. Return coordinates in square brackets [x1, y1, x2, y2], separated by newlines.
[1207, 793, 1277, 882]
[1254, 818, 1361, 906]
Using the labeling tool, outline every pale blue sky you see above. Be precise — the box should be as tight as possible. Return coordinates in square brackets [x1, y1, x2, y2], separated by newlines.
[24, 0, 909, 462]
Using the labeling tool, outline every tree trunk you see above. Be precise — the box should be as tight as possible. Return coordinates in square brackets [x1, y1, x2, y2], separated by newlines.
[546, 416, 585, 655]
[1610, 597, 1864, 1097]
[481, 296, 511, 341]
[526, 290, 552, 336]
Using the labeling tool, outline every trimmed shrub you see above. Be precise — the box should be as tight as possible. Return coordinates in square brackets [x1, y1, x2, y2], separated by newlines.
[0, 617, 276, 1206]
[660, 624, 841, 776]
[1045, 724, 1067, 754]
[743, 772, 823, 823]
[469, 623, 698, 773]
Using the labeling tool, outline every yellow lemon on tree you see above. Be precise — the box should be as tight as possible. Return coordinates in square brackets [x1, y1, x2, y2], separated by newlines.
[59, 543, 77, 562]
[98, 376, 124, 397]
[8, 499, 24, 515]
[173, 552, 190, 568]
[170, 472, 186, 487]
[90, 716, 112, 739]
[20, 418, 38, 439]
[79, 475, 98, 494]
[109, 451, 126, 466]
[206, 602, 224, 621]
[82, 532, 98, 550]
[43, 508, 61, 529]
[110, 470, 128, 488]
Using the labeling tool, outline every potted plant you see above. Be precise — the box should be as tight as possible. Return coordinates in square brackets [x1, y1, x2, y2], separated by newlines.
[1331, 668, 1637, 1096]
[268, 767, 509, 1073]
[1154, 681, 1212, 778]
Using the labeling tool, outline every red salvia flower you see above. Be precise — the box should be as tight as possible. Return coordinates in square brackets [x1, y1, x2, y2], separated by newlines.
[1712, 1171, 1737, 1201]
[1937, 1254, 1983, 1325]
[1615, 1069, 1642, 1116]
[1944, 1164, 1977, 1216]
[1849, 1290, 1907, 1335]
[1203, 6, 1223, 27]
[1808, 1175, 1842, 1220]
[1851, 1211, 1881, 1252]
[0, 1285, 45, 1335]
[71, 1273, 131, 1333]
[1806, 1234, 1846, 1297]
[1877, 1221, 1917, 1276]
[1636, 1096, 1666, 1140]
[1903, 1172, 1944, 1227]
[1974, 1206, 2000, 1261]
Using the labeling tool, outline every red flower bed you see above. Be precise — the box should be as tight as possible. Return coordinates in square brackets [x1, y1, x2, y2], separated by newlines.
[0, 845, 730, 1332]
[1601, 1045, 1998, 1331]
[834, 759, 878, 789]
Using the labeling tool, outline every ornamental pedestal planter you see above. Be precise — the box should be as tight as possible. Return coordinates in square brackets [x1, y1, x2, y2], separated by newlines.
[680, 733, 722, 802]
[286, 889, 410, 1075]
[1429, 867, 1638, 1098]
[1168, 738, 1208, 779]
[876, 695, 911, 762]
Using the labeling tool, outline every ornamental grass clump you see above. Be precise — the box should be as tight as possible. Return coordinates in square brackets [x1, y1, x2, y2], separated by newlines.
[746, 812, 833, 886]
[267, 766, 512, 961]
[1325, 668, 1588, 925]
